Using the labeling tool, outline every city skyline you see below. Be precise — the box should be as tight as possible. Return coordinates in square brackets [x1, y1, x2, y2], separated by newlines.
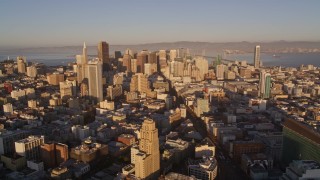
[1, 0, 320, 48]
[1, 1, 320, 179]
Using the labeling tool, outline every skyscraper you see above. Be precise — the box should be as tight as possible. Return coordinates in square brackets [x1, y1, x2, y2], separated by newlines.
[158, 50, 167, 69]
[122, 54, 132, 72]
[216, 64, 226, 80]
[17, 56, 26, 74]
[82, 42, 88, 64]
[259, 70, 271, 98]
[195, 56, 209, 80]
[132, 119, 160, 179]
[77, 42, 88, 83]
[98, 41, 110, 71]
[114, 51, 122, 60]
[148, 52, 157, 64]
[254, 45, 261, 69]
[137, 52, 148, 73]
[86, 59, 103, 103]
[169, 49, 177, 61]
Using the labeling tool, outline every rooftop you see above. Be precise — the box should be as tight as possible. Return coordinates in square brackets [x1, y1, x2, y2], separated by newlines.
[15, 135, 44, 143]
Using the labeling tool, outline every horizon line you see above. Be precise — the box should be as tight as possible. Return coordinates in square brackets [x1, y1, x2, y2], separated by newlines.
[1, 40, 320, 50]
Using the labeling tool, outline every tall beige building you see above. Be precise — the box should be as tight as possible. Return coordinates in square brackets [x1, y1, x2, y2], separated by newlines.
[122, 54, 132, 72]
[216, 64, 226, 80]
[26, 65, 37, 78]
[158, 50, 167, 69]
[133, 119, 160, 179]
[169, 49, 177, 61]
[17, 56, 26, 74]
[195, 56, 209, 80]
[131, 59, 137, 73]
[86, 59, 103, 103]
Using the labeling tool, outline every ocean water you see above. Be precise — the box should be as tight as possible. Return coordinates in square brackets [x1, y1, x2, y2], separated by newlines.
[0, 52, 75, 66]
[1, 50, 320, 67]
[224, 53, 320, 67]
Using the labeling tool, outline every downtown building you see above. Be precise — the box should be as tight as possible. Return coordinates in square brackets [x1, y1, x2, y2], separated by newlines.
[15, 135, 45, 160]
[77, 42, 88, 84]
[131, 119, 160, 179]
[98, 41, 110, 71]
[17, 56, 26, 74]
[59, 79, 77, 100]
[259, 70, 271, 99]
[26, 65, 37, 78]
[188, 156, 218, 180]
[86, 59, 103, 103]
[254, 45, 261, 69]
[40, 142, 69, 169]
[0, 130, 30, 155]
[282, 118, 320, 165]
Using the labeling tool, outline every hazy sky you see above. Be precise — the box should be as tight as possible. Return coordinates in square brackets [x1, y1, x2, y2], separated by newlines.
[1, 0, 320, 48]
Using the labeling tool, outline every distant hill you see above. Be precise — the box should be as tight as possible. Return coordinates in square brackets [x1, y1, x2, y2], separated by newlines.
[2, 41, 320, 57]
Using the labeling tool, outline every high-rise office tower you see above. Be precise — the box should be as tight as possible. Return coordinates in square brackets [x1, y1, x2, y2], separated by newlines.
[17, 56, 26, 74]
[77, 42, 88, 83]
[254, 45, 261, 69]
[169, 59, 184, 77]
[216, 64, 226, 80]
[82, 42, 88, 64]
[131, 59, 137, 73]
[114, 51, 122, 60]
[169, 49, 177, 61]
[122, 54, 132, 72]
[86, 59, 103, 103]
[98, 41, 110, 71]
[177, 48, 186, 58]
[130, 75, 139, 92]
[148, 52, 158, 74]
[195, 56, 209, 80]
[133, 119, 160, 179]
[137, 53, 148, 73]
[158, 50, 167, 61]
[148, 52, 157, 64]
[158, 50, 167, 69]
[259, 70, 271, 98]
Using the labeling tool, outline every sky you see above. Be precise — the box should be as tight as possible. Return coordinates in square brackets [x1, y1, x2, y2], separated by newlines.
[0, 0, 320, 48]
